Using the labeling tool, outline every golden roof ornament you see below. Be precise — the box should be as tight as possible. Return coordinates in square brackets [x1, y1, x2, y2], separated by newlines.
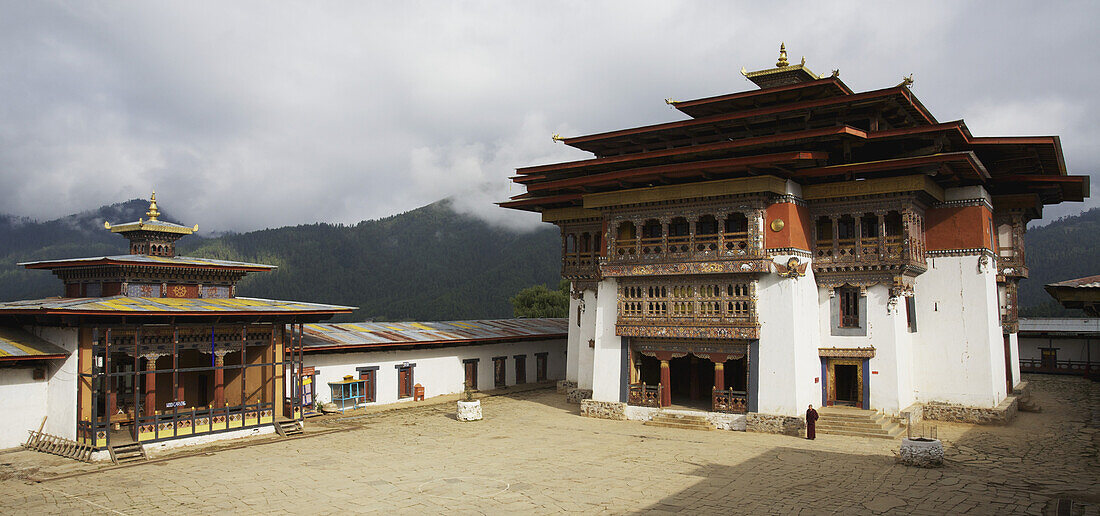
[145, 191, 160, 221]
[898, 74, 914, 88]
[776, 43, 789, 67]
[743, 43, 821, 89]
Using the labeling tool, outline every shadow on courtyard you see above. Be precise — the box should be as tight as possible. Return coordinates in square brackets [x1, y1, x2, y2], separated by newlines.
[636, 374, 1098, 515]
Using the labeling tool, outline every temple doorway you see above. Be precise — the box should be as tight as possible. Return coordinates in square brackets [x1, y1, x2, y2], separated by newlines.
[824, 358, 864, 408]
[630, 347, 749, 412]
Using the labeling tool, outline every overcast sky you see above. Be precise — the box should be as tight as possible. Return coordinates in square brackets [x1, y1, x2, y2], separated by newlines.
[0, 1, 1097, 233]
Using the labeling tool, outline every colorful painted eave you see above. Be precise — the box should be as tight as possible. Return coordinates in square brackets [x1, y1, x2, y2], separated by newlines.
[0, 296, 355, 316]
[302, 318, 568, 351]
[0, 326, 69, 361]
[19, 254, 276, 271]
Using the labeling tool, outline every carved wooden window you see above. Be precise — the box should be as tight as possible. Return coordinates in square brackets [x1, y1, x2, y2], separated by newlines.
[668, 217, 690, 253]
[727, 283, 752, 318]
[647, 285, 668, 316]
[641, 220, 663, 255]
[622, 286, 643, 316]
[839, 287, 860, 328]
[815, 217, 833, 252]
[695, 215, 719, 252]
[671, 285, 694, 316]
[616, 222, 637, 256]
[723, 213, 748, 252]
[565, 233, 577, 253]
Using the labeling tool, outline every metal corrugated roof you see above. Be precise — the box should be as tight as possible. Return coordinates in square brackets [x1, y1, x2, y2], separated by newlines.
[0, 296, 354, 315]
[1046, 275, 1100, 289]
[19, 254, 275, 270]
[303, 318, 568, 350]
[1018, 317, 1100, 334]
[0, 326, 69, 361]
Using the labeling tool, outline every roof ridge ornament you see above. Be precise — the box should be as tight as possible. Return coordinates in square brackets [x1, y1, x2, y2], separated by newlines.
[776, 42, 789, 67]
[899, 74, 914, 88]
[146, 191, 160, 221]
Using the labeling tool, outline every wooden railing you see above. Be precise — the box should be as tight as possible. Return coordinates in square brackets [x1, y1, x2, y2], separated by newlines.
[712, 388, 747, 414]
[1019, 358, 1097, 376]
[640, 236, 663, 255]
[628, 383, 661, 408]
[610, 232, 754, 260]
[564, 251, 599, 268]
[666, 235, 691, 254]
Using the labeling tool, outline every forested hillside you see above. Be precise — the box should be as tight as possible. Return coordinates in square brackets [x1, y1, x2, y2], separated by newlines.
[1018, 208, 1100, 317]
[2, 200, 1096, 320]
[0, 199, 561, 322]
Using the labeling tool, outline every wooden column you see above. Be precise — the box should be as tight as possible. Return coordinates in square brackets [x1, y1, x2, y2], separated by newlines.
[144, 354, 159, 417]
[213, 348, 228, 408]
[659, 360, 671, 407]
[689, 356, 699, 401]
[831, 216, 840, 258]
[714, 361, 725, 391]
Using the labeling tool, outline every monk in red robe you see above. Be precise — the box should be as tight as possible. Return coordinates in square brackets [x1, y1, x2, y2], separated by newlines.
[806, 404, 819, 440]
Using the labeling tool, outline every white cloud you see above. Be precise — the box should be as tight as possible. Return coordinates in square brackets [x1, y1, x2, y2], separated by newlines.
[0, 1, 1095, 231]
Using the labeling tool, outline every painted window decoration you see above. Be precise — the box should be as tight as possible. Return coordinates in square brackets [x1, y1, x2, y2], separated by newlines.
[838, 286, 861, 328]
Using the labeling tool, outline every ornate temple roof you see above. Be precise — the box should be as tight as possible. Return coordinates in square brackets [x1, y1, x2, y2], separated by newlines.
[104, 191, 198, 236]
[0, 296, 355, 316]
[302, 318, 568, 351]
[19, 254, 276, 271]
[0, 326, 69, 361]
[740, 43, 824, 89]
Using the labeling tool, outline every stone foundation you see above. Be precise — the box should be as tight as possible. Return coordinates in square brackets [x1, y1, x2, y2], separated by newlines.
[557, 380, 577, 394]
[624, 405, 659, 422]
[707, 412, 747, 431]
[580, 399, 626, 420]
[746, 413, 805, 436]
[565, 388, 593, 404]
[923, 395, 1018, 425]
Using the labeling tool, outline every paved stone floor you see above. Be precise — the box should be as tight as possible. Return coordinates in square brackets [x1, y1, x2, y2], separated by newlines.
[0, 374, 1097, 515]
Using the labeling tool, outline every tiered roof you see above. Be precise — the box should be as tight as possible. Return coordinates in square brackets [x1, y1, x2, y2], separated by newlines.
[501, 45, 1088, 217]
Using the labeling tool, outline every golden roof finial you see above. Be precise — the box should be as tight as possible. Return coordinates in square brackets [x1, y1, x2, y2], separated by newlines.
[776, 42, 789, 67]
[145, 191, 160, 221]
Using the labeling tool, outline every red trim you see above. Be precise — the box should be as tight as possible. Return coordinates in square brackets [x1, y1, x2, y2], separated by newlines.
[672, 77, 853, 111]
[22, 258, 273, 272]
[525, 151, 828, 193]
[0, 354, 68, 362]
[559, 86, 927, 147]
[795, 152, 989, 180]
[516, 126, 866, 177]
[0, 309, 352, 316]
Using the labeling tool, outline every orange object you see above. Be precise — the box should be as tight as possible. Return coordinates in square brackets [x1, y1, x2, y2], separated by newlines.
[413, 383, 425, 401]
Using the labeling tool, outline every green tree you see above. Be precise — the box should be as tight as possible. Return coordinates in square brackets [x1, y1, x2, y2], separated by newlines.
[510, 280, 570, 318]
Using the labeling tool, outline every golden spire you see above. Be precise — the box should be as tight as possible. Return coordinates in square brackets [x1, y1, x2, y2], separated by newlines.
[776, 42, 789, 67]
[145, 191, 160, 221]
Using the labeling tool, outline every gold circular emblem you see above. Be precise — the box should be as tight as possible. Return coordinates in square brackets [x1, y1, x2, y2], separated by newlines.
[770, 218, 785, 232]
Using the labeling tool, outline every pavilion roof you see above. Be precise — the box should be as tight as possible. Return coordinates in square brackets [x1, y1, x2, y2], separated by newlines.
[669, 77, 854, 119]
[0, 296, 354, 317]
[0, 326, 69, 362]
[301, 318, 568, 352]
[19, 254, 276, 272]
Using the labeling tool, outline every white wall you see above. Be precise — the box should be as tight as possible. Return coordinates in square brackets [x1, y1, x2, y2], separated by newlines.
[306, 338, 566, 408]
[576, 289, 597, 390]
[0, 366, 49, 449]
[566, 293, 580, 383]
[912, 254, 1006, 407]
[31, 326, 79, 439]
[591, 278, 624, 403]
[1018, 335, 1095, 361]
[1007, 332, 1021, 388]
[816, 284, 914, 415]
[756, 255, 821, 416]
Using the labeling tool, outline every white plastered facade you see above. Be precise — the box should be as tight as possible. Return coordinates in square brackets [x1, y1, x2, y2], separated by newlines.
[307, 338, 566, 408]
[0, 326, 78, 450]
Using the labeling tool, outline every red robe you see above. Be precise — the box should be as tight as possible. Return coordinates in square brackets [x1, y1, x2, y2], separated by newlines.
[806, 407, 819, 439]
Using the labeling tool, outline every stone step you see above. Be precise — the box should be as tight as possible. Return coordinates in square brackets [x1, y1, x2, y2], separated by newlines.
[817, 423, 899, 436]
[644, 413, 714, 431]
[817, 426, 905, 439]
[816, 419, 891, 430]
[818, 412, 887, 422]
[644, 419, 715, 431]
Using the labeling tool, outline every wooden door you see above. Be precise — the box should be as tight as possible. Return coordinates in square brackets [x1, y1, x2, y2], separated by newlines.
[493, 358, 506, 388]
[825, 359, 863, 408]
[398, 367, 411, 398]
[1003, 335, 1013, 395]
[464, 361, 477, 390]
[536, 354, 547, 382]
[1041, 348, 1057, 370]
[514, 356, 526, 385]
[359, 370, 376, 402]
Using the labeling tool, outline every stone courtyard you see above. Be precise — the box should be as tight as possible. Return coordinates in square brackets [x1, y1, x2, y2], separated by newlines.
[0, 374, 1097, 515]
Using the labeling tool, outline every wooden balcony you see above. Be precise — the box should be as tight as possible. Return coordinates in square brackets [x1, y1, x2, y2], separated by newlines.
[562, 251, 601, 280]
[813, 235, 924, 273]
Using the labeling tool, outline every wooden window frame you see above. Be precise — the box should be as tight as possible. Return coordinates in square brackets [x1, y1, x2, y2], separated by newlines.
[395, 363, 415, 399]
[838, 287, 861, 328]
[513, 355, 527, 385]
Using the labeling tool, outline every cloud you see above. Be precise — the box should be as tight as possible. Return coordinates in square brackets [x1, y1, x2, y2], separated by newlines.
[0, 1, 1096, 232]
